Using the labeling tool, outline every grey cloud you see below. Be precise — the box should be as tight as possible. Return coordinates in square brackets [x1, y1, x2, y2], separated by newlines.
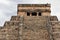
[0, 0, 17, 26]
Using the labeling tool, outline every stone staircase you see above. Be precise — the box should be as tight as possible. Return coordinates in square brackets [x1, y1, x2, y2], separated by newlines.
[0, 15, 59, 40]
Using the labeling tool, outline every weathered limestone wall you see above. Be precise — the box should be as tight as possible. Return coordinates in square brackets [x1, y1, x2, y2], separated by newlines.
[23, 16, 50, 40]
[0, 21, 20, 40]
[0, 15, 59, 40]
[50, 21, 60, 40]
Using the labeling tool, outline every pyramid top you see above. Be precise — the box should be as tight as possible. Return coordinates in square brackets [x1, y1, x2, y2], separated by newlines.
[17, 4, 51, 16]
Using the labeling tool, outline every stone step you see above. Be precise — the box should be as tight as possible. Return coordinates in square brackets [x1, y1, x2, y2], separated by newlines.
[10, 16, 20, 21]
[49, 16, 58, 21]
[24, 16, 48, 20]
[24, 21, 47, 27]
[53, 38, 60, 40]
[9, 15, 58, 21]
[52, 28, 60, 32]
[4, 21, 20, 26]
[53, 32, 60, 34]
[10, 16, 58, 21]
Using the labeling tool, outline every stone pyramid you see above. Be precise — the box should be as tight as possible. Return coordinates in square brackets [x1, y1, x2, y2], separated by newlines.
[0, 4, 60, 40]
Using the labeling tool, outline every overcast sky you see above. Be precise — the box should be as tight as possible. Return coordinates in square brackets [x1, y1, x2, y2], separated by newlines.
[0, 0, 60, 26]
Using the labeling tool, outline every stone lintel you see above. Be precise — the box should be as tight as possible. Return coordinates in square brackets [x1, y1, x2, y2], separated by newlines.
[18, 4, 51, 7]
[18, 9, 51, 12]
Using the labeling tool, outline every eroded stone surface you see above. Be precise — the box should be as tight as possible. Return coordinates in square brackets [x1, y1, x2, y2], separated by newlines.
[0, 4, 60, 40]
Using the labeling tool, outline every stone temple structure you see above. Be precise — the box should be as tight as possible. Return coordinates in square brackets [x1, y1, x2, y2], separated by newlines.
[0, 4, 60, 40]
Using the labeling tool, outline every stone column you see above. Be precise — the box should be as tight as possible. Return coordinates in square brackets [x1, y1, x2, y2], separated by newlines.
[37, 12, 39, 16]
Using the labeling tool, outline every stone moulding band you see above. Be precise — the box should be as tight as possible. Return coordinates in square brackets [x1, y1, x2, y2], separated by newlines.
[18, 4, 51, 7]
[18, 9, 51, 12]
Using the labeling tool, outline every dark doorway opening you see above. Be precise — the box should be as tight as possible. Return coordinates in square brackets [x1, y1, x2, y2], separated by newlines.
[27, 12, 30, 16]
[38, 12, 41, 16]
[32, 12, 37, 16]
